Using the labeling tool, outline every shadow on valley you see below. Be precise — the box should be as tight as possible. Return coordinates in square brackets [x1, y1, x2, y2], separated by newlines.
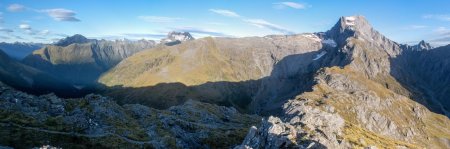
[389, 45, 450, 117]
[97, 44, 349, 115]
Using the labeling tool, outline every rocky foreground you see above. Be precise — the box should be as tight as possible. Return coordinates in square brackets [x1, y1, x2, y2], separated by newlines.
[0, 81, 259, 148]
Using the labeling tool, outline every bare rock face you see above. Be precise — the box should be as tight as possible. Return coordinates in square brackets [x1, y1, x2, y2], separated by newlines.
[237, 99, 348, 149]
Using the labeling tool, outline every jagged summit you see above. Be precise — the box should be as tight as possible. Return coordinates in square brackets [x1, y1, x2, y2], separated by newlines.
[326, 15, 376, 42]
[167, 31, 195, 41]
[55, 34, 94, 46]
[416, 40, 433, 50]
[161, 31, 194, 46]
[400, 40, 433, 51]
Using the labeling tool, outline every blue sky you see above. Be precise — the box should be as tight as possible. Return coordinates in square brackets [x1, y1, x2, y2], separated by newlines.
[0, 0, 449, 46]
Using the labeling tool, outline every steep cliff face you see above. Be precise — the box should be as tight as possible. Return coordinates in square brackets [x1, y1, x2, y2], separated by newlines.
[392, 44, 450, 116]
[22, 36, 156, 86]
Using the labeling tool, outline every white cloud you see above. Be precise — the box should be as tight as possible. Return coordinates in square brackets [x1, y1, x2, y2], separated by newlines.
[429, 27, 450, 46]
[41, 9, 80, 22]
[434, 27, 450, 35]
[273, 2, 309, 9]
[138, 16, 183, 23]
[19, 24, 31, 30]
[7, 4, 25, 12]
[122, 33, 166, 39]
[19, 23, 35, 35]
[244, 19, 294, 34]
[423, 14, 450, 21]
[209, 9, 240, 17]
[170, 26, 230, 37]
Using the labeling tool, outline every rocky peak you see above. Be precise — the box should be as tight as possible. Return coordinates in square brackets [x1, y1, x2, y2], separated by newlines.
[161, 31, 195, 46]
[326, 15, 381, 45]
[416, 40, 433, 50]
[55, 34, 94, 47]
[167, 31, 194, 41]
[400, 40, 433, 51]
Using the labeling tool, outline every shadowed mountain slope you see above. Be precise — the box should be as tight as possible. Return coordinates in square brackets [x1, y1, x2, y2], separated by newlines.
[22, 35, 156, 87]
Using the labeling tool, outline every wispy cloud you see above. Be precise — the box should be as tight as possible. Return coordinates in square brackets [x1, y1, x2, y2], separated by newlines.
[0, 28, 13, 33]
[7, 4, 25, 12]
[170, 26, 230, 37]
[8, 4, 80, 22]
[138, 16, 183, 23]
[55, 33, 69, 37]
[41, 9, 80, 22]
[244, 19, 294, 34]
[14, 35, 24, 40]
[273, 2, 309, 9]
[210, 8, 294, 34]
[122, 33, 166, 39]
[19, 23, 35, 35]
[40, 29, 50, 36]
[209, 9, 240, 17]
[403, 25, 428, 30]
[33, 36, 47, 40]
[429, 27, 450, 46]
[207, 22, 227, 26]
[423, 14, 450, 21]
[434, 27, 450, 35]
[19, 23, 31, 30]
[0, 36, 10, 39]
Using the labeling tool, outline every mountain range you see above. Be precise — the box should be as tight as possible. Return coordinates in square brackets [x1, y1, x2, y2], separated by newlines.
[0, 42, 43, 60]
[0, 16, 449, 148]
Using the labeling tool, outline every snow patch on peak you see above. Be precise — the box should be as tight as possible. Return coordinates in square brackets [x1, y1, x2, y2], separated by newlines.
[344, 16, 356, 26]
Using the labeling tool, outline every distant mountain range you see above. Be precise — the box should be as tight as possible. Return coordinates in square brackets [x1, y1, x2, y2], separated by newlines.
[0, 42, 43, 59]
